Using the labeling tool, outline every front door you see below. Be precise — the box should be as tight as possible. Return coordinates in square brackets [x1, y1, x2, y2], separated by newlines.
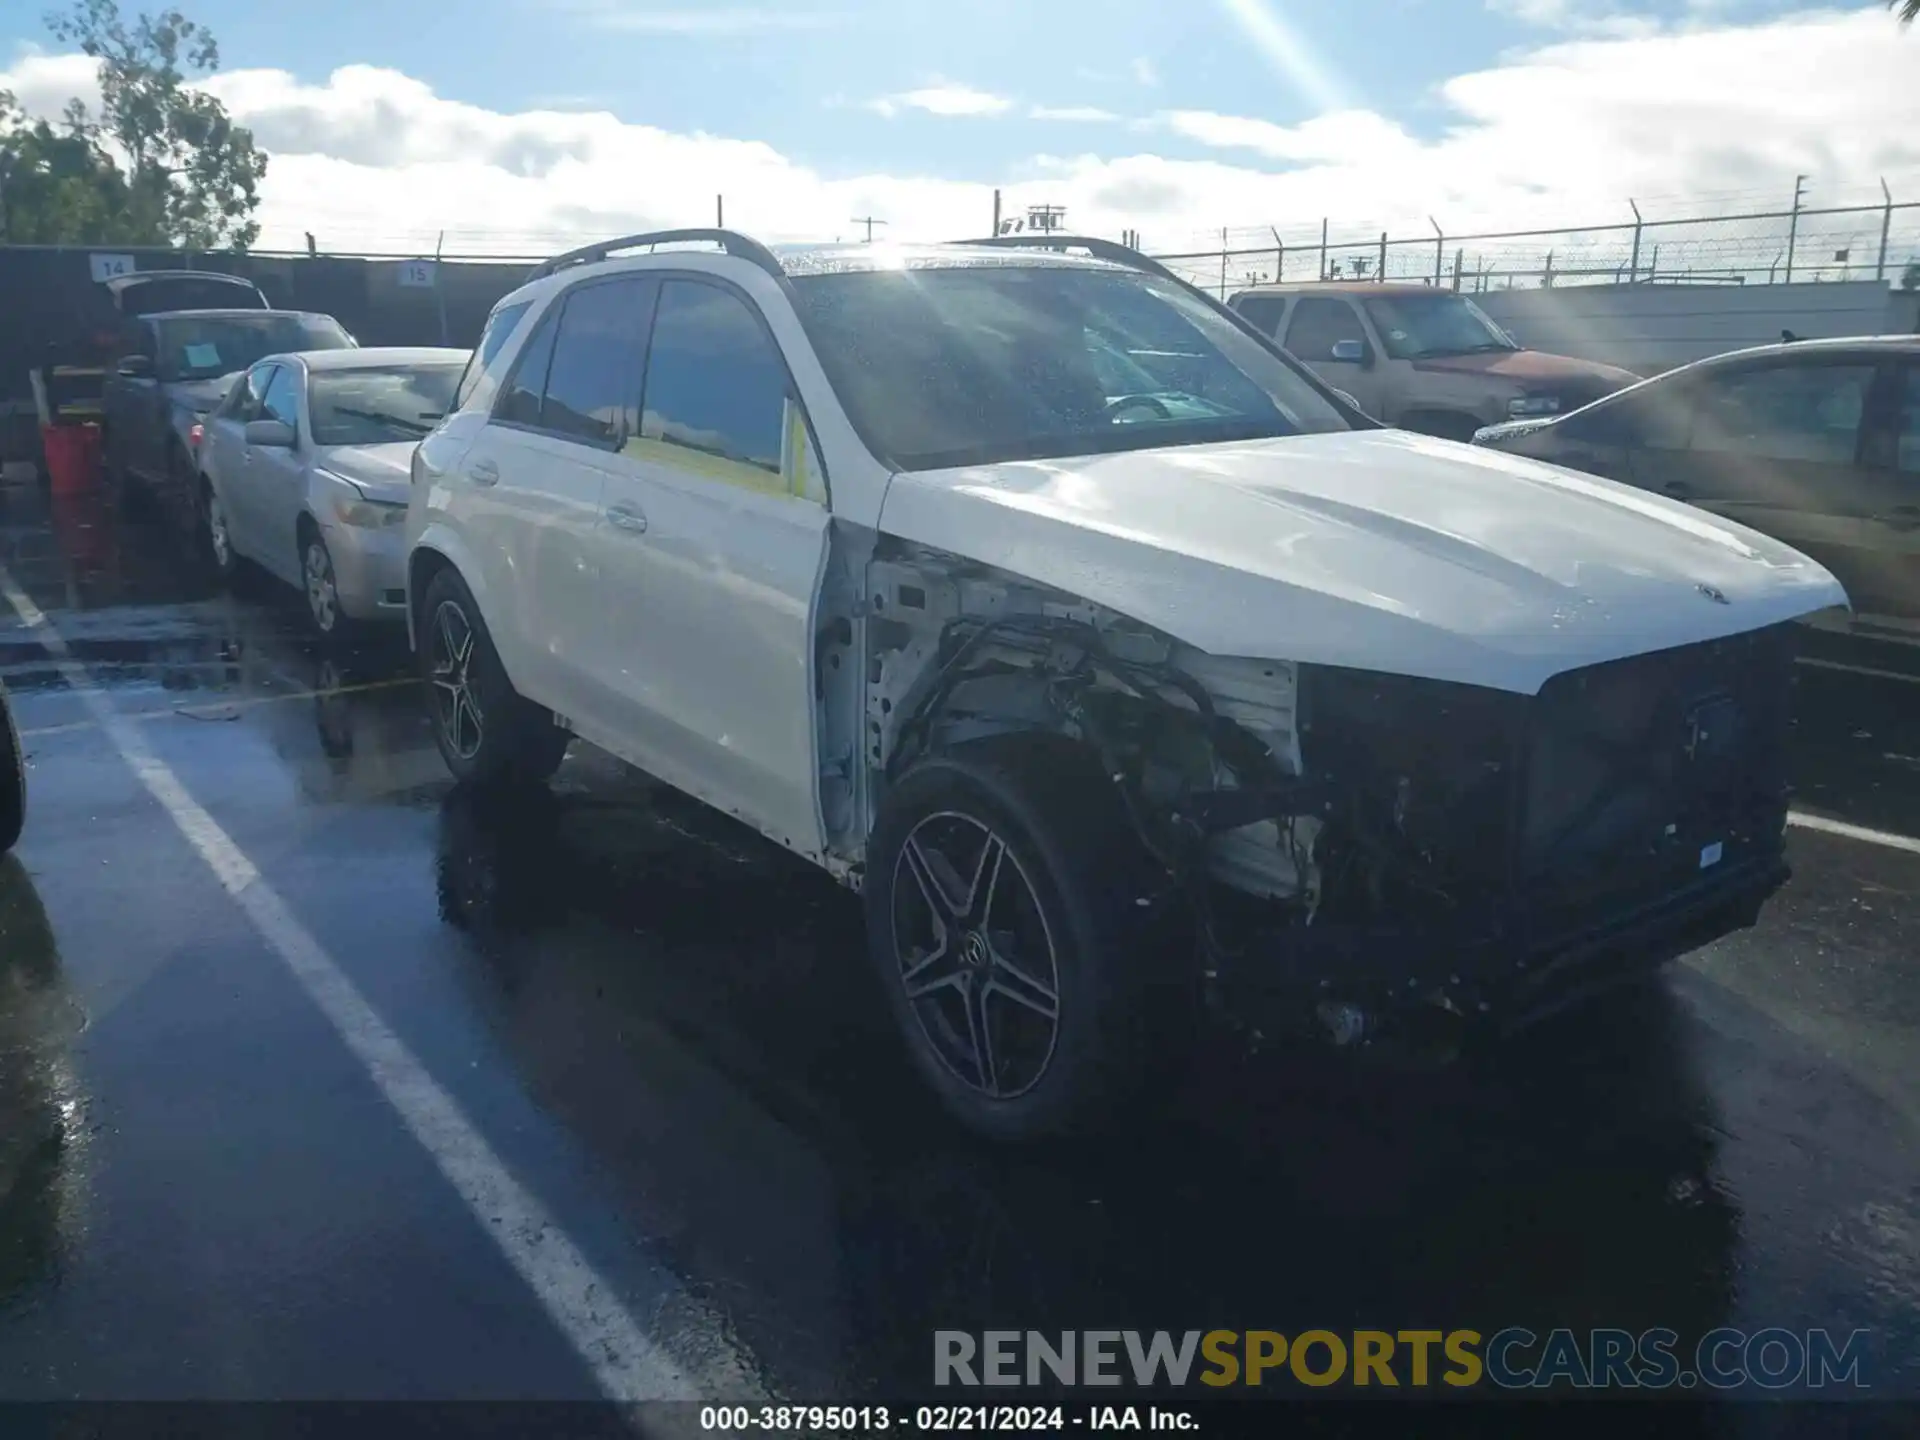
[1828, 360, 1920, 621]
[246, 363, 310, 582]
[1282, 296, 1386, 417]
[203, 362, 276, 562]
[593, 275, 831, 858]
[1634, 358, 1881, 608]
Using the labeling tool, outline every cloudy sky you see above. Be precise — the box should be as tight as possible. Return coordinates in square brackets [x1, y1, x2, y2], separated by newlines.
[1, 0, 1916, 259]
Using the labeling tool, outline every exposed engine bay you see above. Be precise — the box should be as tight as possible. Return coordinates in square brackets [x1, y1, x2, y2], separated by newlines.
[826, 540, 1794, 1030]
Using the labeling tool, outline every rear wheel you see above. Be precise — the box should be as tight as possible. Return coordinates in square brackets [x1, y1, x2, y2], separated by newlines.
[418, 567, 569, 786]
[863, 740, 1176, 1140]
[0, 684, 24, 854]
[202, 479, 239, 584]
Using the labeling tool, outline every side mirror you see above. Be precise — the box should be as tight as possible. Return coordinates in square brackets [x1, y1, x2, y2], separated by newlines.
[1330, 339, 1372, 367]
[117, 355, 154, 378]
[245, 418, 296, 448]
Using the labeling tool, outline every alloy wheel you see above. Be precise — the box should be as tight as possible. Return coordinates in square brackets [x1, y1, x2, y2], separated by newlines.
[429, 599, 485, 762]
[304, 539, 339, 633]
[890, 811, 1062, 1099]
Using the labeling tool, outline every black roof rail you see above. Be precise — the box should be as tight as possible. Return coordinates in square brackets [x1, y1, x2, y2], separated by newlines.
[527, 228, 787, 284]
[957, 233, 1186, 285]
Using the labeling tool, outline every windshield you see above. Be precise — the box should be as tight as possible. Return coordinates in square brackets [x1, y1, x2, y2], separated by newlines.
[1361, 292, 1518, 360]
[157, 314, 354, 381]
[309, 365, 464, 446]
[789, 263, 1349, 470]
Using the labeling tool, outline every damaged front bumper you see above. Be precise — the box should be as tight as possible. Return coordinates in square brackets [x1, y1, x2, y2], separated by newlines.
[1213, 844, 1788, 1052]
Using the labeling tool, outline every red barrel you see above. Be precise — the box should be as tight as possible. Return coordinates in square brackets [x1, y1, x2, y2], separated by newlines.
[41, 423, 102, 494]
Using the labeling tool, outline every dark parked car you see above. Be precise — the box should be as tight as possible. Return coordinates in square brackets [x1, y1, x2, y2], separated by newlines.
[1474, 336, 1920, 627]
[105, 269, 269, 318]
[1, 678, 22, 854]
[101, 309, 357, 543]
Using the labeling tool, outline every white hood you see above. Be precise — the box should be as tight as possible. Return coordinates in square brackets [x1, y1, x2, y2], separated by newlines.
[315, 441, 415, 506]
[875, 429, 1848, 695]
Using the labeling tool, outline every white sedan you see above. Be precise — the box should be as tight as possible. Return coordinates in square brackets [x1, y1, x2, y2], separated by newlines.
[198, 347, 469, 635]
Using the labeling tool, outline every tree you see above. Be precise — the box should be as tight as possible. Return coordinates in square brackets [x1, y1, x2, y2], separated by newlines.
[1895, 1, 1919, 26]
[0, 89, 134, 243]
[40, 1, 267, 249]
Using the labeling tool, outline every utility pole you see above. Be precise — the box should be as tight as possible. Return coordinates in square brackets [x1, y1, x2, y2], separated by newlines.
[992, 188, 1002, 237]
[716, 194, 724, 227]
[1784, 174, 1807, 284]
[850, 215, 889, 243]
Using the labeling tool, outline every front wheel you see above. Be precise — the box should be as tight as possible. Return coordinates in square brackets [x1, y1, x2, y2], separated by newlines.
[0, 684, 25, 854]
[417, 568, 569, 787]
[301, 527, 350, 639]
[863, 741, 1173, 1140]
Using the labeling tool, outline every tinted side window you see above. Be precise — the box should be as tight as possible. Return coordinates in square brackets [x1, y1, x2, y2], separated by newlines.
[640, 281, 788, 476]
[1691, 363, 1874, 465]
[225, 364, 275, 420]
[261, 366, 300, 430]
[1895, 365, 1920, 476]
[455, 299, 533, 412]
[1564, 381, 1692, 449]
[540, 279, 654, 446]
[1234, 295, 1287, 337]
[1284, 298, 1366, 361]
[495, 305, 560, 429]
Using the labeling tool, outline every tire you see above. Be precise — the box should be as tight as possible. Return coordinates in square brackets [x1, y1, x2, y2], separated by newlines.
[417, 567, 569, 786]
[298, 521, 354, 642]
[0, 683, 24, 855]
[862, 739, 1175, 1141]
[201, 478, 241, 586]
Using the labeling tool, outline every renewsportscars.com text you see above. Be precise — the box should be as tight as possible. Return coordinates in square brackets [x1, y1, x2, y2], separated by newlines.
[934, 1328, 1870, 1391]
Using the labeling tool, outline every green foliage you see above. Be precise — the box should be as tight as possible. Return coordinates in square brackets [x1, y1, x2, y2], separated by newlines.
[0, 2, 267, 249]
[1896, 1, 1920, 26]
[0, 90, 136, 244]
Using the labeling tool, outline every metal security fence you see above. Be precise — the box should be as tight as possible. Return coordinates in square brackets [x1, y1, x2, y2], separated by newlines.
[0, 243, 537, 463]
[1149, 195, 1920, 299]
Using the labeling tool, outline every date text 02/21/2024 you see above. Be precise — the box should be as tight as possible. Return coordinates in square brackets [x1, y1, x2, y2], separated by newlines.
[697, 1404, 1197, 1431]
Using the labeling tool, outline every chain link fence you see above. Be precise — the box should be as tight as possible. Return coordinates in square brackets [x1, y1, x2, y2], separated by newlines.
[1150, 199, 1920, 298]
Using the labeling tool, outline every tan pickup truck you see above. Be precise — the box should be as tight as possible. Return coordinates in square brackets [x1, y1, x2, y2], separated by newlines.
[1228, 281, 1639, 441]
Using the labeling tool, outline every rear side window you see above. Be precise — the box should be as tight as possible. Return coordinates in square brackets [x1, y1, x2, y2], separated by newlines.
[1284, 298, 1367, 361]
[539, 279, 654, 446]
[640, 280, 787, 475]
[456, 299, 533, 412]
[1894, 365, 1920, 475]
[1234, 295, 1287, 337]
[495, 306, 560, 429]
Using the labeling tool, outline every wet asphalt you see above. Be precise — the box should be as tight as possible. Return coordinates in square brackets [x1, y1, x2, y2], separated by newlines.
[2, 471, 1919, 1419]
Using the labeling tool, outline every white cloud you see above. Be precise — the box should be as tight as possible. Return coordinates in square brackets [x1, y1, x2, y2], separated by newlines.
[1130, 56, 1161, 87]
[1029, 105, 1121, 123]
[2, 7, 1914, 262]
[866, 83, 1013, 118]
[554, 4, 845, 33]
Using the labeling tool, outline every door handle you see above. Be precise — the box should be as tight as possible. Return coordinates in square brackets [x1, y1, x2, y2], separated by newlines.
[605, 503, 648, 534]
[467, 459, 500, 486]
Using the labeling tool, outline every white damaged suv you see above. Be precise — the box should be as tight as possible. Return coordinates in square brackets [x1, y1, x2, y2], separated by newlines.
[406, 231, 1846, 1139]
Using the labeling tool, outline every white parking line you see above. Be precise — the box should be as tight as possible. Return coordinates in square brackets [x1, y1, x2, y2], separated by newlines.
[1787, 811, 1920, 857]
[1796, 656, 1920, 686]
[0, 563, 705, 1404]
